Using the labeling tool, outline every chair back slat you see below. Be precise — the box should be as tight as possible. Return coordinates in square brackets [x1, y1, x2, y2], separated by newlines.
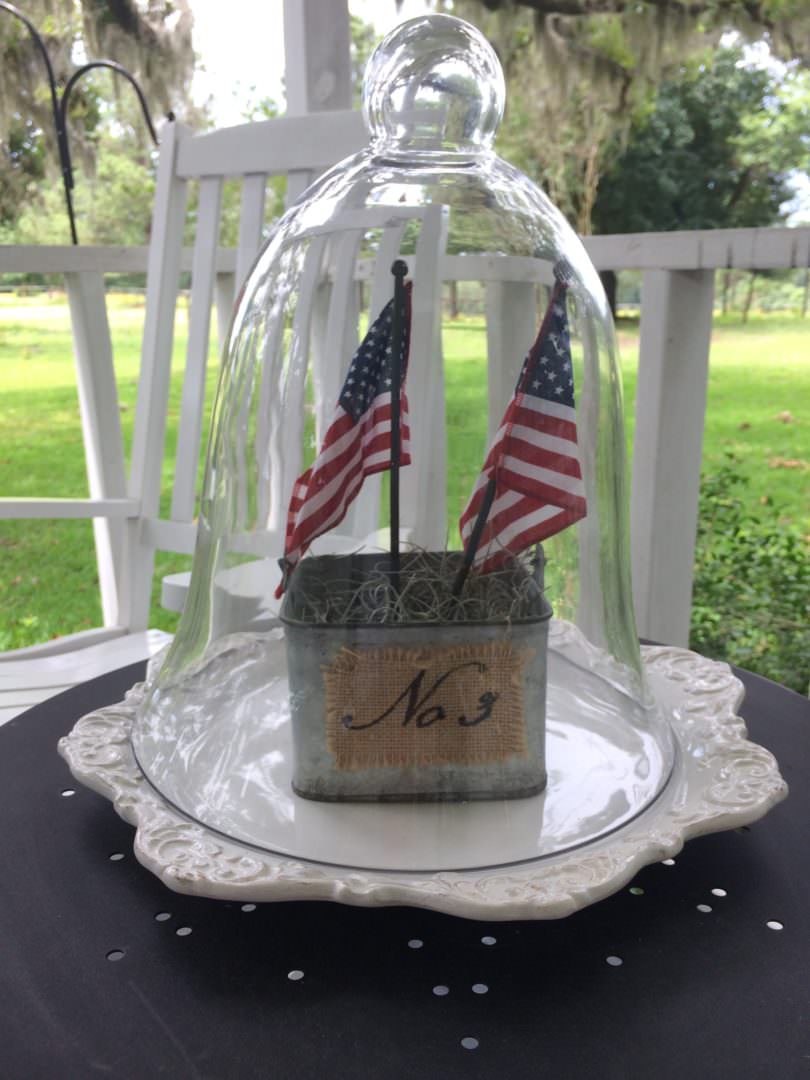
[215, 271, 236, 356]
[286, 170, 318, 208]
[236, 173, 268, 290]
[368, 224, 408, 320]
[129, 122, 190, 523]
[485, 281, 537, 442]
[231, 170, 271, 532]
[400, 204, 449, 548]
[308, 232, 368, 538]
[171, 176, 224, 522]
[265, 235, 329, 533]
[124, 121, 190, 627]
[312, 231, 363, 445]
[574, 311, 606, 645]
[65, 269, 128, 626]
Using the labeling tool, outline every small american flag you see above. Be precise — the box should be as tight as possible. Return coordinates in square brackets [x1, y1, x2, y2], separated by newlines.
[277, 283, 412, 594]
[459, 281, 586, 574]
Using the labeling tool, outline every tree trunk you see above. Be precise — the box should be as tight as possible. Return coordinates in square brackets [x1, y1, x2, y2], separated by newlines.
[599, 269, 618, 318]
[448, 280, 459, 320]
[802, 268, 809, 319]
[742, 272, 756, 324]
[721, 269, 731, 316]
[576, 140, 601, 236]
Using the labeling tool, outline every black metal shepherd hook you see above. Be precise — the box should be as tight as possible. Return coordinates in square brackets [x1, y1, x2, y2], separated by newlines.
[0, 2, 164, 245]
[61, 60, 162, 148]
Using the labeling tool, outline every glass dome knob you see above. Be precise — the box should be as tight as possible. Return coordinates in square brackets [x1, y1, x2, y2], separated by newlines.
[362, 13, 505, 153]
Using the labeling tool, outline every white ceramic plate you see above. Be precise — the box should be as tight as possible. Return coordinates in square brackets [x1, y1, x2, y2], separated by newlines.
[58, 643, 787, 920]
[129, 627, 675, 873]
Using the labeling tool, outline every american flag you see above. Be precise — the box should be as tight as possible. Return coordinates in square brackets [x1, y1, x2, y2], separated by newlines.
[459, 281, 586, 574]
[277, 283, 412, 594]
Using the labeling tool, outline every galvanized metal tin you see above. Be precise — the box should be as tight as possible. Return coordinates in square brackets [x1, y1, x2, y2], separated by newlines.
[280, 553, 552, 802]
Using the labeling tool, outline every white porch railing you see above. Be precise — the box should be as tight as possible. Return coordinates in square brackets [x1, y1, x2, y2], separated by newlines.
[0, 245, 234, 640]
[1, 224, 808, 647]
[590, 225, 810, 644]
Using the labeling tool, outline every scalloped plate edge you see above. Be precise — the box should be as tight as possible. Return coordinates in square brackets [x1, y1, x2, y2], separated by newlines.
[58, 645, 788, 921]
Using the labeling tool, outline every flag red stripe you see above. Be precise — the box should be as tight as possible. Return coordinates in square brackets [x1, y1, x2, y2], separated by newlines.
[310, 401, 401, 485]
[286, 397, 410, 557]
[291, 400, 410, 525]
[462, 434, 583, 522]
[511, 400, 579, 442]
[475, 511, 575, 572]
[462, 489, 551, 544]
[289, 428, 396, 544]
[286, 423, 409, 559]
[496, 464, 586, 509]
[294, 406, 410, 524]
[499, 438, 583, 479]
[318, 408, 356, 448]
[481, 408, 579, 470]
[474, 495, 546, 549]
[470, 495, 578, 571]
[461, 468, 586, 544]
[502, 422, 581, 461]
[479, 495, 571, 549]
[287, 453, 367, 553]
[287, 467, 366, 563]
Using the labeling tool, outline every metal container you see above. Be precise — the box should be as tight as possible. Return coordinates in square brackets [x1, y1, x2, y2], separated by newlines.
[280, 553, 552, 802]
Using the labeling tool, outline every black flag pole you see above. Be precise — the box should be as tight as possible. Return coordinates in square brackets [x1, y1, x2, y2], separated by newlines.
[451, 473, 497, 596]
[389, 260, 409, 575]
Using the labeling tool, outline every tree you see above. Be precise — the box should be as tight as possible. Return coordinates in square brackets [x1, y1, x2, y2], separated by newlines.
[592, 49, 810, 233]
[467, 1, 810, 63]
[451, 0, 810, 231]
[0, 1, 194, 139]
[3, 73, 158, 246]
[0, 116, 46, 227]
[350, 14, 377, 109]
[0, 1, 196, 238]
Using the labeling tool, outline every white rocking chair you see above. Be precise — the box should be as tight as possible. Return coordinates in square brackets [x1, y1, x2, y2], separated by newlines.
[0, 109, 367, 722]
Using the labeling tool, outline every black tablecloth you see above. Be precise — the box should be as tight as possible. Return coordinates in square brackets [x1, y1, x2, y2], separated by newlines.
[0, 660, 808, 1080]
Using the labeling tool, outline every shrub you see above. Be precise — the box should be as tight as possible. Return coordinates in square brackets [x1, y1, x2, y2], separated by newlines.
[690, 456, 810, 694]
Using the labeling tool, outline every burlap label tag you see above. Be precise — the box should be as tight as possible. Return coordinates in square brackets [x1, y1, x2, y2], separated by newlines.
[323, 641, 532, 771]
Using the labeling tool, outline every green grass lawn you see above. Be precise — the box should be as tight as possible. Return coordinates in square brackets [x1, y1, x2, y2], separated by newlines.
[0, 292, 213, 647]
[1, 293, 808, 678]
[618, 312, 810, 526]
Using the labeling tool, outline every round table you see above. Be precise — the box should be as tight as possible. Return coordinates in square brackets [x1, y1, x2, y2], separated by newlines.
[1, 660, 808, 1079]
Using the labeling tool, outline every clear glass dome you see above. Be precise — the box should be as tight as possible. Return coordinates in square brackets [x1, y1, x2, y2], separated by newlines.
[133, 14, 675, 873]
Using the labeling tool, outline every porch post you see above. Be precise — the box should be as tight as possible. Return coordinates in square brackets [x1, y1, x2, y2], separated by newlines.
[283, 0, 353, 201]
[65, 270, 127, 627]
[283, 0, 352, 115]
[631, 269, 715, 646]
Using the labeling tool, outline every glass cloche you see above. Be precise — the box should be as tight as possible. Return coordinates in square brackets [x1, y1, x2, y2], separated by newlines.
[133, 14, 675, 874]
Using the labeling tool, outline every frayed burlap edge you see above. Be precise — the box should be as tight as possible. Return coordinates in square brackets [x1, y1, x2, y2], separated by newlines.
[323, 641, 534, 770]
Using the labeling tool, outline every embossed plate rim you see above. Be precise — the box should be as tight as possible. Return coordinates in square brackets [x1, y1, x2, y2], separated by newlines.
[57, 644, 788, 921]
